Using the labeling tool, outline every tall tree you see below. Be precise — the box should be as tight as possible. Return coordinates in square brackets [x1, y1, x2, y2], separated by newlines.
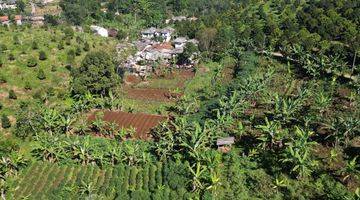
[71, 51, 120, 96]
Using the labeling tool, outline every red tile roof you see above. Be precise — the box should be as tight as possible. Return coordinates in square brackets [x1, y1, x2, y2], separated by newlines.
[152, 42, 174, 50]
[0, 16, 9, 22]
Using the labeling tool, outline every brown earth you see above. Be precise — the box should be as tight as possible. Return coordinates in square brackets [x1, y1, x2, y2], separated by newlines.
[125, 88, 182, 102]
[88, 110, 167, 139]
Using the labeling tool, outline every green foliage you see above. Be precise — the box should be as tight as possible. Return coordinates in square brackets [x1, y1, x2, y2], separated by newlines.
[83, 42, 90, 52]
[1, 114, 11, 129]
[75, 46, 82, 56]
[8, 89, 17, 100]
[8, 53, 15, 61]
[27, 57, 38, 67]
[32, 41, 39, 50]
[39, 50, 47, 61]
[37, 69, 46, 80]
[71, 51, 120, 96]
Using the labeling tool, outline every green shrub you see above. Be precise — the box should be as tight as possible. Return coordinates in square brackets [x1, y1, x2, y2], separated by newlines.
[1, 114, 11, 129]
[51, 65, 57, 72]
[149, 164, 156, 191]
[24, 81, 32, 90]
[0, 56, 3, 67]
[156, 162, 163, 186]
[129, 167, 138, 190]
[143, 164, 149, 191]
[0, 44, 7, 52]
[32, 41, 38, 50]
[63, 27, 74, 39]
[0, 75, 6, 83]
[39, 50, 47, 60]
[27, 57, 38, 67]
[76, 36, 83, 44]
[37, 69, 46, 80]
[130, 190, 151, 200]
[65, 37, 71, 45]
[8, 53, 15, 61]
[75, 46, 82, 56]
[83, 42, 90, 51]
[136, 169, 143, 190]
[13, 35, 20, 45]
[58, 41, 64, 50]
[8, 90, 17, 99]
[67, 49, 75, 64]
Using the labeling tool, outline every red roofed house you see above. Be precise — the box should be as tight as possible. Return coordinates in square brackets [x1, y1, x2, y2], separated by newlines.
[0, 16, 9, 26]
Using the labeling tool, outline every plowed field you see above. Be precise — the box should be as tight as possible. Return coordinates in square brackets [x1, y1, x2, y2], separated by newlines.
[88, 110, 167, 139]
[124, 88, 182, 102]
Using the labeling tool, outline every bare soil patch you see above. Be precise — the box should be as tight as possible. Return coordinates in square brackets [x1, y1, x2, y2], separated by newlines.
[125, 88, 182, 102]
[88, 110, 167, 139]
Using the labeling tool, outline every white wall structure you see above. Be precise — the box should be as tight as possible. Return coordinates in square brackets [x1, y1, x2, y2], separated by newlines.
[90, 25, 109, 37]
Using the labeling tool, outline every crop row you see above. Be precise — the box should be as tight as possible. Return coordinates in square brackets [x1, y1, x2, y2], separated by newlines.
[10, 162, 185, 199]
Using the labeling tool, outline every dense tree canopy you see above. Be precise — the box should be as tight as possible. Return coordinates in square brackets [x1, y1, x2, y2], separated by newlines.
[71, 51, 120, 96]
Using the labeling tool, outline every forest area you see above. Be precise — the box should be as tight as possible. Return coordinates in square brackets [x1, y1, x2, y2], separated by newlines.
[0, 0, 359, 199]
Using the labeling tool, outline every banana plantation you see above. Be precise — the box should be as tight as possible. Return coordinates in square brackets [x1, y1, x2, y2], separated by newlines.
[0, 0, 359, 199]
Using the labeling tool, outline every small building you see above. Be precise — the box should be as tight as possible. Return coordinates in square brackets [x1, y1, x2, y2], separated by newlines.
[30, 16, 45, 26]
[159, 27, 175, 42]
[90, 25, 108, 37]
[14, 15, 22, 25]
[173, 37, 187, 49]
[141, 27, 158, 39]
[188, 39, 199, 46]
[0, 15, 9, 25]
[0, 0, 16, 10]
[171, 16, 187, 22]
[216, 137, 235, 153]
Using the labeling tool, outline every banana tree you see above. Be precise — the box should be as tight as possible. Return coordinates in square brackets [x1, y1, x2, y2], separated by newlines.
[120, 142, 141, 166]
[70, 137, 93, 165]
[33, 134, 66, 163]
[256, 117, 288, 150]
[179, 122, 212, 162]
[41, 108, 61, 135]
[187, 162, 207, 192]
[0, 153, 27, 178]
[59, 113, 76, 135]
[339, 157, 359, 182]
[108, 145, 122, 165]
[281, 127, 318, 179]
[91, 112, 105, 134]
[79, 181, 96, 196]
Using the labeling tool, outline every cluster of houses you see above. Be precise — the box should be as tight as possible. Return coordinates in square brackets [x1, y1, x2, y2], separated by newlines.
[0, 0, 16, 10]
[0, 0, 47, 26]
[118, 26, 199, 78]
[0, 15, 22, 25]
[0, 15, 45, 26]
